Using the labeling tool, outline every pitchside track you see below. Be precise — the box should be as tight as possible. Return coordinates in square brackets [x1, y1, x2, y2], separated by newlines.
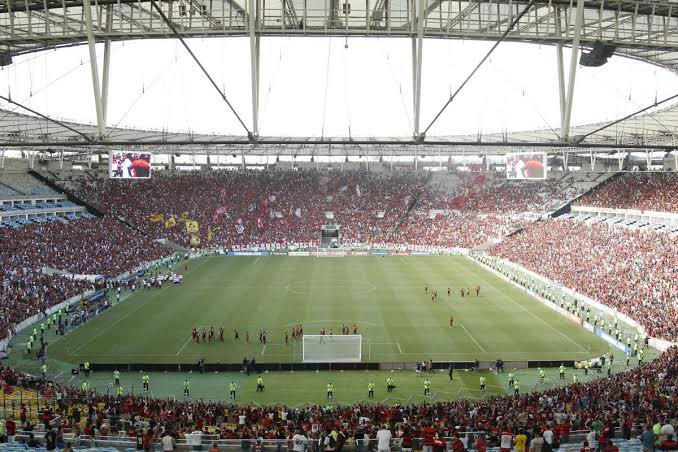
[47, 256, 608, 365]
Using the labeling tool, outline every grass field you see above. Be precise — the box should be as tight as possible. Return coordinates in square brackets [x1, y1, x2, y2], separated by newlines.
[3, 254, 634, 405]
[42, 255, 608, 365]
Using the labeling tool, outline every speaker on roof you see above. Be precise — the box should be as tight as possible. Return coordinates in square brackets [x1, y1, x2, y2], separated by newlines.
[580, 41, 616, 67]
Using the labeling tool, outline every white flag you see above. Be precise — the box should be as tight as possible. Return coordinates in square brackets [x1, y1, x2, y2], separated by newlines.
[356, 185, 361, 197]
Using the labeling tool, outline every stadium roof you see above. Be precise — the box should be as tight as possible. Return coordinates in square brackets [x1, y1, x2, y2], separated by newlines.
[1, 0, 678, 149]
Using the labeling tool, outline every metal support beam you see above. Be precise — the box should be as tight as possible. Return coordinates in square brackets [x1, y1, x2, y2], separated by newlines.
[423, 0, 537, 136]
[83, 0, 106, 139]
[575, 92, 678, 143]
[411, 37, 417, 117]
[412, 0, 425, 139]
[149, 0, 252, 138]
[249, 0, 260, 135]
[0, 95, 93, 141]
[554, 5, 566, 133]
[562, 0, 584, 141]
[101, 4, 113, 125]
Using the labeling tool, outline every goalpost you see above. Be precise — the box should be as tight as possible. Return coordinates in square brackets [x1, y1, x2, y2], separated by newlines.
[302, 335, 362, 363]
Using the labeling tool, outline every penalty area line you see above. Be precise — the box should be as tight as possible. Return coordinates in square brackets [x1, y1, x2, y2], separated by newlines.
[460, 323, 486, 353]
[176, 335, 192, 356]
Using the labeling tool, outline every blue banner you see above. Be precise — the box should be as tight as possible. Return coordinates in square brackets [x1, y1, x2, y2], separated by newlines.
[87, 289, 107, 302]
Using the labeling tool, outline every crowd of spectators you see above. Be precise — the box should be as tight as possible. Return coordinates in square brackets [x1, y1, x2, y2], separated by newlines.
[0, 269, 89, 342]
[0, 216, 172, 340]
[488, 218, 678, 342]
[1, 346, 675, 449]
[0, 217, 172, 279]
[63, 170, 578, 249]
[394, 212, 525, 248]
[574, 172, 678, 214]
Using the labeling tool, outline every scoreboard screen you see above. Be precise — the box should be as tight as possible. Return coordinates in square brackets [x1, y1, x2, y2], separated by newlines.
[506, 152, 547, 180]
[109, 151, 152, 179]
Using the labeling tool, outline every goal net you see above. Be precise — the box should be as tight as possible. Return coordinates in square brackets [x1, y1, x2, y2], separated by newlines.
[302, 335, 362, 363]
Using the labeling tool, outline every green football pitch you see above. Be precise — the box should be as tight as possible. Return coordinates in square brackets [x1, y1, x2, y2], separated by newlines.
[3, 254, 628, 405]
[43, 255, 608, 365]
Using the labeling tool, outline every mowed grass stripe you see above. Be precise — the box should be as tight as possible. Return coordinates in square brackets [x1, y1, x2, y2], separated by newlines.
[47, 256, 609, 365]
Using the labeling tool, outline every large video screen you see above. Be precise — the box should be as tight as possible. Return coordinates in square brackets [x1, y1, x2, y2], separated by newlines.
[506, 152, 547, 180]
[109, 151, 152, 179]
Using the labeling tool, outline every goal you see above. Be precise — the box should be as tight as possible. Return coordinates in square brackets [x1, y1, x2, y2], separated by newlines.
[302, 335, 362, 363]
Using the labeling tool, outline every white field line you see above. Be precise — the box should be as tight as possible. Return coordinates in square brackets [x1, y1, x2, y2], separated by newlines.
[175, 335, 193, 356]
[397, 342, 403, 355]
[464, 257, 588, 352]
[460, 323, 486, 353]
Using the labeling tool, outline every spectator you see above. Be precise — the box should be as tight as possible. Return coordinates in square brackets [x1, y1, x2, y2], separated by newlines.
[639, 425, 656, 452]
[529, 431, 544, 452]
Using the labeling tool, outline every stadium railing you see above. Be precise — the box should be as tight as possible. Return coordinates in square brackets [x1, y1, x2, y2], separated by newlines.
[9, 428, 641, 451]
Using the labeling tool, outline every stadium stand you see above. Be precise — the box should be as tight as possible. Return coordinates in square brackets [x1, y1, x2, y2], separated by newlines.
[574, 172, 678, 213]
[58, 170, 594, 249]
[0, 268, 88, 341]
[0, 169, 674, 450]
[0, 173, 58, 196]
[0, 217, 172, 278]
[0, 183, 20, 197]
[0, 172, 173, 339]
[487, 217, 677, 341]
[0, 346, 674, 450]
